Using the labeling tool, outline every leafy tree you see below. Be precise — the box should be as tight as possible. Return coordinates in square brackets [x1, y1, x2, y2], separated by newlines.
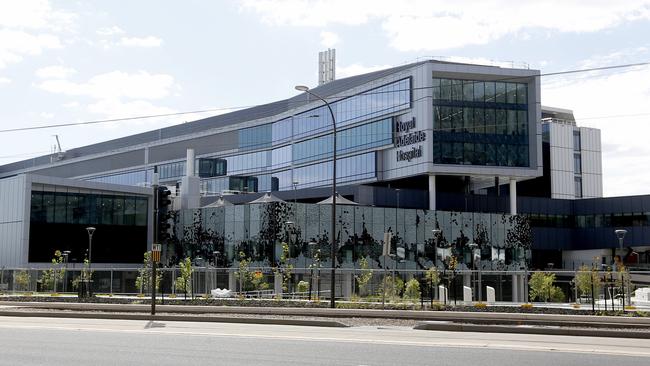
[296, 280, 309, 293]
[574, 265, 601, 300]
[378, 275, 404, 301]
[175, 257, 193, 299]
[355, 257, 373, 297]
[15, 270, 31, 291]
[251, 270, 269, 292]
[235, 251, 252, 293]
[135, 252, 162, 294]
[40, 250, 65, 292]
[403, 278, 421, 303]
[529, 272, 559, 302]
[425, 266, 440, 287]
[274, 242, 294, 292]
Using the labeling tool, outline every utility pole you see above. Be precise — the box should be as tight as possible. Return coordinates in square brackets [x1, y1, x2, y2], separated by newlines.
[152, 167, 159, 316]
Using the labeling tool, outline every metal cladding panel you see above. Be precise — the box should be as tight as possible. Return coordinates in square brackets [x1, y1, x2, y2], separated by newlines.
[148, 130, 238, 164]
[30, 150, 146, 179]
[0, 175, 27, 266]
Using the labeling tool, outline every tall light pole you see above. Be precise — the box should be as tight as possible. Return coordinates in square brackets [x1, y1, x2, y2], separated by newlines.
[615, 229, 627, 309]
[86, 227, 96, 296]
[62, 250, 70, 293]
[295, 85, 338, 309]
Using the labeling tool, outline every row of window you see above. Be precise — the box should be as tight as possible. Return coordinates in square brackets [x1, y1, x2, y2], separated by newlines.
[433, 142, 529, 167]
[526, 212, 650, 228]
[434, 106, 528, 136]
[200, 152, 377, 195]
[292, 118, 393, 165]
[87, 169, 151, 186]
[239, 79, 410, 150]
[432, 78, 527, 105]
[30, 191, 148, 226]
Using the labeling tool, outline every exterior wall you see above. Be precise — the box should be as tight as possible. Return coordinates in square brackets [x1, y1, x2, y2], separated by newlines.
[580, 127, 603, 198]
[548, 123, 575, 199]
[174, 202, 532, 271]
[0, 175, 28, 266]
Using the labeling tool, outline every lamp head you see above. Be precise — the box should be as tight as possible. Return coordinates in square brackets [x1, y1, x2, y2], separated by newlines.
[86, 226, 96, 236]
[432, 229, 441, 235]
[295, 85, 309, 92]
[615, 229, 627, 239]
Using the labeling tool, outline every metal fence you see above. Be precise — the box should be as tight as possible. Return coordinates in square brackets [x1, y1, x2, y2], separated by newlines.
[0, 266, 648, 307]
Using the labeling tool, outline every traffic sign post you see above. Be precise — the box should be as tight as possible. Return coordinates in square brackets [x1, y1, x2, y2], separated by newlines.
[151, 243, 161, 316]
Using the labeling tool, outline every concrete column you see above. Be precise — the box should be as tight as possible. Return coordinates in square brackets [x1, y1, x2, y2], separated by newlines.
[180, 148, 200, 209]
[343, 272, 353, 300]
[228, 270, 236, 292]
[274, 272, 283, 298]
[428, 175, 436, 211]
[509, 178, 517, 215]
[463, 273, 471, 288]
[511, 274, 519, 302]
[519, 274, 526, 303]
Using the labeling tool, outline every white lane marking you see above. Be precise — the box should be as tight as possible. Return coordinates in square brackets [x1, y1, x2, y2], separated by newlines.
[0, 317, 649, 358]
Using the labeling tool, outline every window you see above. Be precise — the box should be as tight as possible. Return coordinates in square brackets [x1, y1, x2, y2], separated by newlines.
[574, 177, 583, 198]
[574, 153, 582, 174]
[432, 77, 530, 167]
[573, 130, 581, 151]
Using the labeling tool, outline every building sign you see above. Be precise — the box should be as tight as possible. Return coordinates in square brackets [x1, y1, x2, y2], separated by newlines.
[395, 117, 426, 162]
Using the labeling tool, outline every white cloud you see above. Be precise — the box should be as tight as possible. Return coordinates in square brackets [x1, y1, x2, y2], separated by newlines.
[542, 61, 650, 197]
[87, 99, 176, 122]
[320, 31, 340, 48]
[35, 65, 76, 79]
[337, 63, 391, 78]
[0, 0, 75, 31]
[37, 70, 176, 100]
[0, 30, 62, 68]
[62, 101, 79, 108]
[118, 36, 163, 48]
[0, 1, 74, 69]
[0, 77, 10, 85]
[241, 0, 650, 50]
[96, 26, 125, 36]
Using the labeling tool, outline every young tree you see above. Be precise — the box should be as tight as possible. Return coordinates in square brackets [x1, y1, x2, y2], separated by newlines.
[529, 272, 558, 302]
[355, 257, 373, 297]
[40, 250, 65, 292]
[236, 251, 252, 293]
[15, 270, 31, 292]
[274, 242, 294, 292]
[135, 252, 162, 294]
[403, 278, 421, 303]
[574, 264, 601, 301]
[175, 257, 193, 300]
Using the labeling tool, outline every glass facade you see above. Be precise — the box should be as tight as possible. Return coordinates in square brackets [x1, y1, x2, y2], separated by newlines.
[83, 78, 409, 195]
[432, 78, 529, 167]
[174, 203, 529, 271]
[87, 169, 152, 186]
[29, 188, 148, 263]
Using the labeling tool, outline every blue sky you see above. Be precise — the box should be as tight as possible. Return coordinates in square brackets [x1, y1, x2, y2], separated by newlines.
[0, 0, 649, 196]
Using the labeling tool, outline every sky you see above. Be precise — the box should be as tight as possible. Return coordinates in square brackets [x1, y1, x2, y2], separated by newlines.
[0, 0, 649, 197]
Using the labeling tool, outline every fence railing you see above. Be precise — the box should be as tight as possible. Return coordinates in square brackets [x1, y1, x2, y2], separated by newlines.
[0, 267, 647, 307]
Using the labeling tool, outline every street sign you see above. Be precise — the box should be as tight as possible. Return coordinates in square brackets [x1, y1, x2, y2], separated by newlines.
[152, 244, 162, 262]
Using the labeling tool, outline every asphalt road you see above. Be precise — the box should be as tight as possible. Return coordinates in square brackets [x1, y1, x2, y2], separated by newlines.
[0, 316, 649, 365]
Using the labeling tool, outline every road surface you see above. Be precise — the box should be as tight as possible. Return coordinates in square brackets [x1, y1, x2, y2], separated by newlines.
[0, 316, 648, 365]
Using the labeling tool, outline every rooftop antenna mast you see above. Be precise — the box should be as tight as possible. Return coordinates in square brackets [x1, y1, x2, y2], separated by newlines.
[51, 134, 65, 162]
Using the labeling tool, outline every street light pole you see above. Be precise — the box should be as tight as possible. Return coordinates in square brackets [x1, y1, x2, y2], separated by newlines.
[295, 85, 338, 309]
[86, 227, 96, 296]
[615, 229, 627, 309]
[62, 250, 70, 293]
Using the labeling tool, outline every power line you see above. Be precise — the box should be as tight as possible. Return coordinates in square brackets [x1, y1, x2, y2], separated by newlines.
[1, 60, 648, 135]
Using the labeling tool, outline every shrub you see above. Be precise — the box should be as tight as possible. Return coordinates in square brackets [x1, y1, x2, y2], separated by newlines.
[355, 257, 373, 297]
[296, 280, 309, 293]
[403, 278, 421, 303]
[15, 270, 31, 291]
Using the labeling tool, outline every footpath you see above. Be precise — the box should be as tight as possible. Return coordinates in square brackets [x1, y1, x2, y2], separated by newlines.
[2, 300, 650, 339]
